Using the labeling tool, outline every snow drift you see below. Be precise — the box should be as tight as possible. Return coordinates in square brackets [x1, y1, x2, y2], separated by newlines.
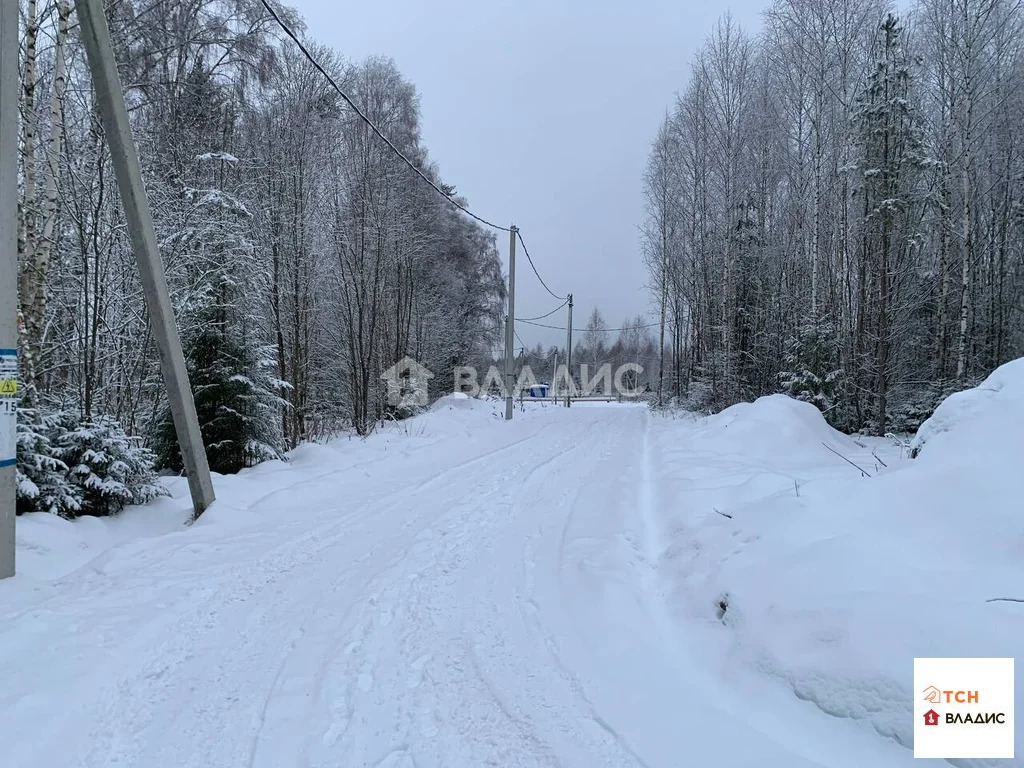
[910, 357, 1024, 460]
[696, 393, 868, 468]
[652, 367, 1024, 764]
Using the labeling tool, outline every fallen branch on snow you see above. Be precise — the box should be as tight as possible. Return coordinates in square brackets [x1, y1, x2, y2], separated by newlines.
[821, 442, 872, 477]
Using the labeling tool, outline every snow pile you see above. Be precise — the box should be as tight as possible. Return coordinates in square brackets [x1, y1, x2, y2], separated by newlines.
[653, 371, 1024, 762]
[430, 391, 481, 411]
[696, 393, 867, 467]
[910, 357, 1024, 459]
[652, 394, 886, 527]
[14, 489, 190, 581]
[409, 394, 503, 434]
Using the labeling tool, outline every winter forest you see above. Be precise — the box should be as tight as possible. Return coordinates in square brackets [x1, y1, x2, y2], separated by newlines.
[642, 0, 1024, 433]
[14, 0, 510, 515]
[14, 0, 1024, 518]
[6, 0, 1024, 759]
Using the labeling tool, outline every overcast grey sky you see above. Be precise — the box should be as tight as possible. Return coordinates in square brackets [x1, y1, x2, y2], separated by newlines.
[289, 0, 766, 349]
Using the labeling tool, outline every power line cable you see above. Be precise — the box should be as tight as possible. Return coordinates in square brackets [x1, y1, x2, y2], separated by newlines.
[531, 346, 560, 359]
[516, 230, 566, 300]
[262, 0, 575, 342]
[512, 333, 560, 359]
[516, 298, 569, 322]
[259, 0, 511, 234]
[518, 319, 662, 333]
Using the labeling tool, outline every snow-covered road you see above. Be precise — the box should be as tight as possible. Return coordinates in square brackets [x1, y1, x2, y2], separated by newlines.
[0, 400, 956, 767]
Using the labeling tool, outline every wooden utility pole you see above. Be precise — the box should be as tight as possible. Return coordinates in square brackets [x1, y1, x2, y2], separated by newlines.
[74, 0, 215, 517]
[0, 0, 18, 578]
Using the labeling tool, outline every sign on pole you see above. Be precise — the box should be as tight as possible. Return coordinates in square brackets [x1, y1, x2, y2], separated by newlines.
[0, 349, 15, 469]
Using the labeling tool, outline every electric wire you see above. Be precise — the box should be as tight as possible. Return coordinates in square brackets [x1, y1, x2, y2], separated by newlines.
[518, 319, 662, 333]
[259, 0, 511, 234]
[516, 298, 569, 322]
[262, 0, 576, 334]
[516, 229, 566, 300]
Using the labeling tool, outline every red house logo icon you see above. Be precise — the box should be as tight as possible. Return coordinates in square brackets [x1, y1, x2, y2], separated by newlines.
[924, 709, 940, 726]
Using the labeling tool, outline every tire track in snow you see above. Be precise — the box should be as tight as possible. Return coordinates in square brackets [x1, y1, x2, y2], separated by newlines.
[4, 406, 672, 768]
[308, 411, 645, 767]
[3, 412, 563, 768]
[247, 419, 573, 767]
[513, 410, 654, 768]
[248, 446, 558, 766]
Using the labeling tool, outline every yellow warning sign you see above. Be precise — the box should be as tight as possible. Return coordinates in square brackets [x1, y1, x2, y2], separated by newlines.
[0, 379, 16, 395]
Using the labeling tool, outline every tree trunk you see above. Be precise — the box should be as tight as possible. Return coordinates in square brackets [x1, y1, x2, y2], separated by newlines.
[18, 0, 39, 400]
[26, 0, 71, 401]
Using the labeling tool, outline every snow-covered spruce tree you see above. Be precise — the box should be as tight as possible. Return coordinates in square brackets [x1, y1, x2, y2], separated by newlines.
[779, 317, 844, 425]
[154, 149, 286, 475]
[16, 408, 164, 518]
[54, 414, 166, 517]
[850, 13, 931, 435]
[155, 329, 286, 475]
[15, 408, 81, 518]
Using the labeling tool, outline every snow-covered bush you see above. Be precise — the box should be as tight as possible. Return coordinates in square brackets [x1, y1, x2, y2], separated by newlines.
[885, 380, 967, 435]
[16, 408, 166, 519]
[16, 409, 82, 518]
[679, 376, 715, 414]
[390, 400, 428, 421]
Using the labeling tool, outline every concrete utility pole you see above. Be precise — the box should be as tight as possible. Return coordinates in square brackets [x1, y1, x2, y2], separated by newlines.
[0, 0, 18, 579]
[565, 294, 573, 408]
[551, 352, 558, 405]
[75, 0, 215, 517]
[504, 225, 517, 420]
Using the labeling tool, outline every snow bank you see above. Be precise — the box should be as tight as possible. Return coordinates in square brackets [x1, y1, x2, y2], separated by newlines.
[910, 357, 1024, 459]
[14, 484, 192, 581]
[406, 394, 502, 436]
[9, 395, 505, 584]
[431, 392, 486, 411]
[653, 378, 1024, 764]
[697, 394, 866, 466]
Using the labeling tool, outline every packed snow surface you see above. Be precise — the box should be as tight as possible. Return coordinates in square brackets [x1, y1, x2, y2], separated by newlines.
[2, 373, 1021, 767]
